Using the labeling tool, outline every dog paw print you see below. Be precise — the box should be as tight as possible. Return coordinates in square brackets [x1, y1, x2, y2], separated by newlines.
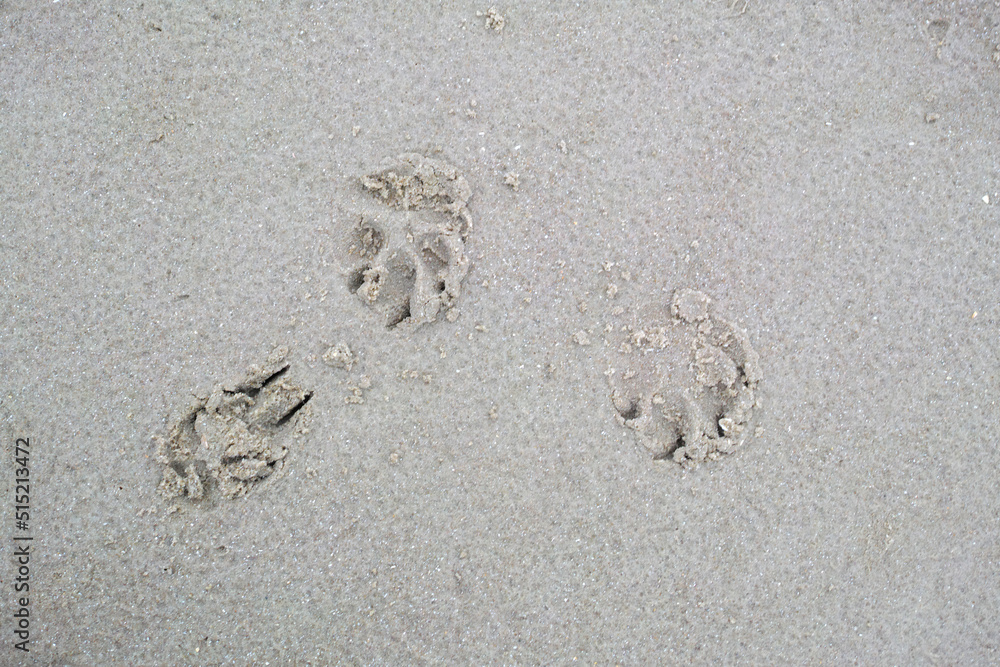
[348, 153, 472, 329]
[607, 289, 761, 467]
[156, 347, 313, 500]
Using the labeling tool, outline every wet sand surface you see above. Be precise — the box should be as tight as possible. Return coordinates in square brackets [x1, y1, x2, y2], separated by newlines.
[1, 1, 999, 664]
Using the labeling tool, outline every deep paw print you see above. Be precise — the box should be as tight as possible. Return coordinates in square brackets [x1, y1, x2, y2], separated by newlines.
[348, 153, 472, 329]
[156, 347, 313, 500]
[607, 289, 761, 468]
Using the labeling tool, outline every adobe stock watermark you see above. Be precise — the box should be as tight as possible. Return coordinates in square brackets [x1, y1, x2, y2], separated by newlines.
[11, 437, 32, 653]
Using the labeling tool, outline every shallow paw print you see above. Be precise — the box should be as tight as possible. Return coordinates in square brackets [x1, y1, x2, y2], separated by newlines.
[608, 288, 761, 467]
[348, 153, 473, 330]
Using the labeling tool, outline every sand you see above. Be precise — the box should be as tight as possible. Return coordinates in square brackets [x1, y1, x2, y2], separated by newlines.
[1, 1, 998, 664]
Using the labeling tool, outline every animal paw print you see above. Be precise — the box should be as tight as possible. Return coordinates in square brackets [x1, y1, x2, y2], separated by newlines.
[156, 347, 313, 500]
[348, 153, 472, 329]
[608, 289, 761, 467]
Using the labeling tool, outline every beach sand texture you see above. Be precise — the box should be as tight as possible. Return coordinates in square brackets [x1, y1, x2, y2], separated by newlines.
[1, 1, 999, 664]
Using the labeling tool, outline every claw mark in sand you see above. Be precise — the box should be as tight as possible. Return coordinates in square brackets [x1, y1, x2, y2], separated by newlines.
[156, 347, 313, 501]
